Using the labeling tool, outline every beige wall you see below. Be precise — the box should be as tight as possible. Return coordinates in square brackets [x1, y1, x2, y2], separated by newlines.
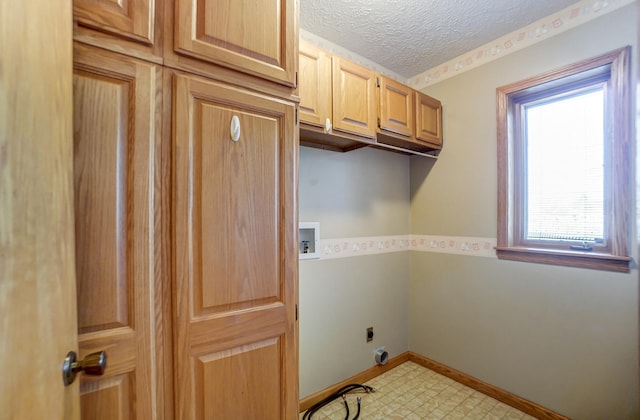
[299, 146, 411, 397]
[299, 146, 411, 237]
[299, 253, 410, 397]
[410, 4, 639, 419]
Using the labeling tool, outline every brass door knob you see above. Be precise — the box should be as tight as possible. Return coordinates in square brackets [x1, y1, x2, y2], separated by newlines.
[62, 350, 107, 386]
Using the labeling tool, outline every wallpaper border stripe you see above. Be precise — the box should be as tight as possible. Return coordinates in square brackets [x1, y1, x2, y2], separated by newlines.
[312, 235, 497, 260]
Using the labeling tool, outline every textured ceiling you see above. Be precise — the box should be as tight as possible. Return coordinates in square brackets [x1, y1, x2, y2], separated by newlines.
[299, 0, 579, 79]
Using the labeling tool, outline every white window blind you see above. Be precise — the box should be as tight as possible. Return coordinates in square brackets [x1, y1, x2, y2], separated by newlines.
[524, 88, 605, 242]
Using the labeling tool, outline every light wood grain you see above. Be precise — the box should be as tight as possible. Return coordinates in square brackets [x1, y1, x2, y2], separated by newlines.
[163, 0, 297, 102]
[174, 0, 297, 86]
[199, 338, 282, 419]
[332, 56, 377, 138]
[79, 374, 131, 419]
[74, 2, 298, 418]
[172, 72, 298, 419]
[415, 90, 443, 147]
[73, 25, 164, 65]
[197, 99, 280, 310]
[298, 44, 442, 155]
[298, 40, 332, 128]
[0, 0, 78, 418]
[73, 43, 165, 419]
[378, 75, 413, 137]
[298, 42, 380, 151]
[376, 79, 443, 154]
[74, 0, 155, 45]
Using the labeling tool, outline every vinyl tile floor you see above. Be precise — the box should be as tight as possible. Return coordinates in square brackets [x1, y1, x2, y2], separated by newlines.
[300, 361, 538, 419]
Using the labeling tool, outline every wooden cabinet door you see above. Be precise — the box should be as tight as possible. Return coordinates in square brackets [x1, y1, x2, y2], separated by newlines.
[73, 43, 165, 420]
[298, 40, 331, 128]
[175, 0, 297, 86]
[378, 76, 413, 137]
[415, 91, 443, 148]
[74, 0, 155, 45]
[332, 56, 377, 138]
[173, 73, 298, 419]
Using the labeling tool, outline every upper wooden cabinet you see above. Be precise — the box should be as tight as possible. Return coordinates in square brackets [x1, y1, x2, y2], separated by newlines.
[174, 0, 297, 86]
[376, 76, 443, 153]
[298, 41, 332, 128]
[298, 42, 442, 155]
[298, 41, 377, 150]
[74, 0, 157, 45]
[415, 91, 443, 148]
[377, 75, 414, 138]
[332, 56, 378, 138]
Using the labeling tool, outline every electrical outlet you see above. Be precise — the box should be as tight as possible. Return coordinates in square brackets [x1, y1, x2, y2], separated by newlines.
[366, 327, 374, 342]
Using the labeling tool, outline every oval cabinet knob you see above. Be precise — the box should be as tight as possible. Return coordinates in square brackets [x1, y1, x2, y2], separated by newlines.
[62, 350, 107, 386]
[325, 117, 332, 133]
[230, 115, 241, 142]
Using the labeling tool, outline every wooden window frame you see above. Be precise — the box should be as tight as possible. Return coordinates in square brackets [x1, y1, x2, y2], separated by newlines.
[496, 47, 632, 272]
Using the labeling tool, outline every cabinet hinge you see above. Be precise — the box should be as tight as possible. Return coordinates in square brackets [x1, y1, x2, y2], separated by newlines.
[377, 117, 381, 127]
[295, 71, 298, 88]
[295, 107, 299, 125]
[295, 304, 298, 321]
[376, 77, 380, 87]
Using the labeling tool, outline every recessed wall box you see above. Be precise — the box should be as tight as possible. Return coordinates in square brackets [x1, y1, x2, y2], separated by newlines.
[299, 222, 320, 259]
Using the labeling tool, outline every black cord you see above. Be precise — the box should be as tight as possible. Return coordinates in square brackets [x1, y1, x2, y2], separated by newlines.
[352, 397, 362, 420]
[342, 395, 349, 420]
[302, 383, 374, 420]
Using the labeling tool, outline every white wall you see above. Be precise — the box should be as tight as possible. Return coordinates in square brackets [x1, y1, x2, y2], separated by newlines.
[298, 146, 411, 397]
[410, 4, 639, 419]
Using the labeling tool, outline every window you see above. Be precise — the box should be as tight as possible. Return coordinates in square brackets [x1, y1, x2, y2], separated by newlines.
[496, 47, 631, 272]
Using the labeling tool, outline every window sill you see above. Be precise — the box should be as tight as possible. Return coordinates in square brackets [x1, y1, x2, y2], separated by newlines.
[495, 246, 631, 273]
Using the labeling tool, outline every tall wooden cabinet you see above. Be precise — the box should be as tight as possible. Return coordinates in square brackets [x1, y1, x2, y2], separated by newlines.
[172, 74, 298, 419]
[72, 0, 299, 418]
[72, 43, 167, 419]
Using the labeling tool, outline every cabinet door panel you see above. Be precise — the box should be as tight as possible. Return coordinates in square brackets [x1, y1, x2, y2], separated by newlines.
[198, 338, 281, 418]
[74, 0, 155, 44]
[197, 102, 279, 311]
[173, 74, 298, 419]
[415, 92, 443, 148]
[332, 56, 377, 138]
[298, 41, 331, 128]
[175, 0, 296, 86]
[73, 44, 164, 420]
[378, 76, 413, 137]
